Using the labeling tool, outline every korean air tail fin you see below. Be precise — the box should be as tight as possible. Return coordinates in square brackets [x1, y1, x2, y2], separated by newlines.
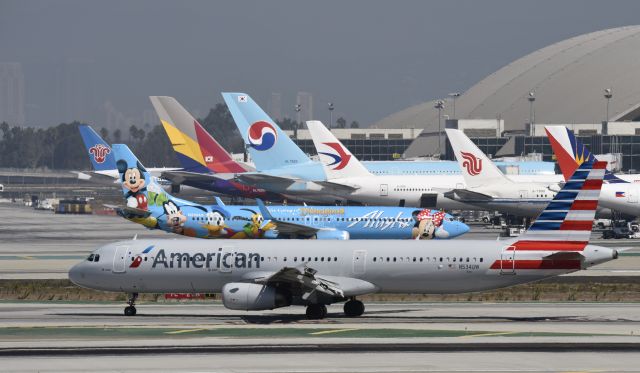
[306, 120, 372, 179]
[78, 125, 116, 171]
[221, 92, 311, 171]
[150, 96, 248, 174]
[517, 159, 606, 245]
[545, 125, 626, 184]
[445, 128, 511, 188]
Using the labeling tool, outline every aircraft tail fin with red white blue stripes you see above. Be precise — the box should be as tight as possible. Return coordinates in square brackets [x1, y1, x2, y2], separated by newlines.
[517, 159, 606, 247]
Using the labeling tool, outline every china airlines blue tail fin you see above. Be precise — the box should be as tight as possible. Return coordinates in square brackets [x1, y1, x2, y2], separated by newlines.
[78, 125, 116, 171]
[545, 125, 626, 184]
[221, 92, 311, 171]
[306, 120, 371, 179]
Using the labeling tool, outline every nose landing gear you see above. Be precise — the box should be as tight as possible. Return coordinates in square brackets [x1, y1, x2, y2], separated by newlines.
[124, 293, 138, 316]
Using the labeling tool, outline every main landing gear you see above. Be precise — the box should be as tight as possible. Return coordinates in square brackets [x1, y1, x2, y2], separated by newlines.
[124, 292, 138, 316]
[305, 298, 365, 319]
[306, 304, 327, 319]
[343, 298, 365, 317]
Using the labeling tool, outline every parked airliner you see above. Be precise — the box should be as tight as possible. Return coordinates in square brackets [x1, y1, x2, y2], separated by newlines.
[546, 125, 640, 217]
[69, 159, 616, 318]
[111, 144, 468, 240]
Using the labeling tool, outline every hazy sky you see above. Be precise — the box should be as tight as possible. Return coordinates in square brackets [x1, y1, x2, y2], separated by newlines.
[3, 0, 640, 128]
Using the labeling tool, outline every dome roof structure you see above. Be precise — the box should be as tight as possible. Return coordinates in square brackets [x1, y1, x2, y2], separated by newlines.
[372, 26, 640, 157]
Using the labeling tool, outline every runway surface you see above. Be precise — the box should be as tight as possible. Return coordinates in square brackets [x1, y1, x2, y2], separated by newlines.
[1, 302, 639, 372]
[1, 203, 639, 279]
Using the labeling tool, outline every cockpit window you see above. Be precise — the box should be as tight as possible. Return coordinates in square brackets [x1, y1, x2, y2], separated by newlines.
[94, 254, 100, 262]
[87, 254, 95, 262]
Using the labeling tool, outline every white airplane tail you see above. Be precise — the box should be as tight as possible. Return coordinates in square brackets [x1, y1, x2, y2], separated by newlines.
[306, 121, 372, 180]
[445, 128, 511, 188]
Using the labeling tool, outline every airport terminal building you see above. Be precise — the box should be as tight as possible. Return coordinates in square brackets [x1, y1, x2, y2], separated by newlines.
[296, 26, 640, 171]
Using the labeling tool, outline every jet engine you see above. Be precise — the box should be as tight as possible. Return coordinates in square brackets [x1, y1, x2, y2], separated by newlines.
[315, 229, 350, 240]
[222, 283, 291, 310]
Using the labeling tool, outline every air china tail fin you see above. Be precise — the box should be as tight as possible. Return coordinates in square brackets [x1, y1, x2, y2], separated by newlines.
[445, 128, 511, 188]
[518, 160, 606, 244]
[78, 125, 116, 171]
[545, 125, 626, 184]
[150, 96, 248, 174]
[306, 120, 372, 179]
[221, 92, 311, 171]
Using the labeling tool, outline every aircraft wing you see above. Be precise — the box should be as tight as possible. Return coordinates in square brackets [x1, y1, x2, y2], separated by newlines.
[444, 188, 494, 202]
[103, 204, 151, 218]
[244, 267, 378, 300]
[255, 199, 319, 236]
[314, 181, 360, 193]
[160, 170, 233, 185]
[236, 173, 298, 188]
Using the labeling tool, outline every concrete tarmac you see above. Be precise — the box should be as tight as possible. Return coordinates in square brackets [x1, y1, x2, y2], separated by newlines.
[1, 302, 640, 372]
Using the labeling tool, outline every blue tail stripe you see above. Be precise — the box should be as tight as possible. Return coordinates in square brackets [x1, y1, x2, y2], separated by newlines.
[537, 211, 568, 221]
[175, 153, 211, 174]
[554, 191, 579, 200]
[546, 201, 574, 210]
[528, 221, 563, 230]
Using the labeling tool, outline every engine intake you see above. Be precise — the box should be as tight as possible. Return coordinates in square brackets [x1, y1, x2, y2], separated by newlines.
[222, 283, 291, 310]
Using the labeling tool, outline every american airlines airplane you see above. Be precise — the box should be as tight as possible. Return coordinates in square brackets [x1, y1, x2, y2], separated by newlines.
[546, 125, 640, 217]
[110, 144, 469, 240]
[69, 159, 617, 319]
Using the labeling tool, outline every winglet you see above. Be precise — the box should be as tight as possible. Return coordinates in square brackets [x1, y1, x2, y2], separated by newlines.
[255, 198, 275, 221]
[214, 196, 226, 208]
[306, 120, 372, 179]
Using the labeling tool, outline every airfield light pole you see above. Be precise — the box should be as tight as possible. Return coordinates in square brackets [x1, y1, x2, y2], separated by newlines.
[328, 102, 334, 130]
[435, 100, 445, 157]
[294, 104, 301, 140]
[448, 92, 460, 118]
[604, 88, 613, 122]
[528, 91, 536, 136]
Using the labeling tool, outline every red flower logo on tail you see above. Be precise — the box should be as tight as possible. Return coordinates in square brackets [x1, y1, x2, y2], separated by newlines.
[89, 144, 111, 164]
[460, 151, 482, 176]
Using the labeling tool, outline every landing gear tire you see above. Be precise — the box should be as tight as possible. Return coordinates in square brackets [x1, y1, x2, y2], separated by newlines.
[124, 292, 138, 316]
[344, 299, 365, 317]
[124, 305, 137, 316]
[306, 304, 328, 319]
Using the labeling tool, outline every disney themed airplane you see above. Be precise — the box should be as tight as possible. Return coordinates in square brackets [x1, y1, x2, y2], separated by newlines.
[111, 144, 469, 240]
[546, 125, 640, 217]
[69, 159, 616, 318]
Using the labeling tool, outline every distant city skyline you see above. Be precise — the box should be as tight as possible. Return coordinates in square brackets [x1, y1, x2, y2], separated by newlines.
[2, 1, 640, 129]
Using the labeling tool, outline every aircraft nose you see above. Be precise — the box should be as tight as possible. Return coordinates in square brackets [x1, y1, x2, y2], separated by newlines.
[68, 263, 86, 286]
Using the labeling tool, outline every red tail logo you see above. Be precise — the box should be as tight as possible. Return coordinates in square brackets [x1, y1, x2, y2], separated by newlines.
[460, 151, 482, 176]
[89, 144, 111, 164]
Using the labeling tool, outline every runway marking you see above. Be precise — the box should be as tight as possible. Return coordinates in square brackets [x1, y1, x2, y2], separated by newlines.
[309, 328, 359, 336]
[460, 331, 517, 338]
[165, 328, 208, 335]
[19, 256, 35, 260]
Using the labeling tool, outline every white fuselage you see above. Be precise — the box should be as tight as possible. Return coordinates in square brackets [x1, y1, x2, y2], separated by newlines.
[321, 174, 563, 212]
[69, 239, 615, 296]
